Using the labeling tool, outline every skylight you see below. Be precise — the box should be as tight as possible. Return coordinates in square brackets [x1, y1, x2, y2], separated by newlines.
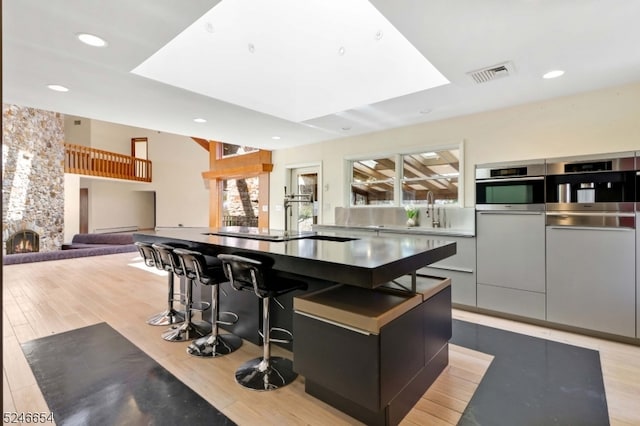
[131, 0, 449, 123]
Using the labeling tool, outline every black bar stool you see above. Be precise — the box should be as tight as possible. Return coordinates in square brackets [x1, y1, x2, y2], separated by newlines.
[153, 243, 211, 342]
[218, 253, 307, 391]
[173, 248, 243, 358]
[135, 241, 185, 326]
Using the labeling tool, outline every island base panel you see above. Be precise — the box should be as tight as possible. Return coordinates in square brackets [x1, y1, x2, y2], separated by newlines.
[304, 345, 448, 426]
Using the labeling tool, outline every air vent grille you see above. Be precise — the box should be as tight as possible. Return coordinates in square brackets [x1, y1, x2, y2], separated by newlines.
[468, 61, 515, 84]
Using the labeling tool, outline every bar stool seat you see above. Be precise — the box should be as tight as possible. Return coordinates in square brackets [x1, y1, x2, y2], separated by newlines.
[218, 253, 307, 391]
[173, 248, 242, 358]
[153, 243, 211, 342]
[135, 241, 185, 326]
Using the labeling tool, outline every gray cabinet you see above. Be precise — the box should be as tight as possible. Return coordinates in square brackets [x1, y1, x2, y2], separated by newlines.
[419, 235, 476, 306]
[637, 213, 639, 338]
[476, 211, 546, 319]
[547, 226, 636, 338]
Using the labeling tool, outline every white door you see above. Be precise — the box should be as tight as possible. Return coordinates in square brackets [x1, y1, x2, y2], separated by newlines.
[288, 166, 320, 232]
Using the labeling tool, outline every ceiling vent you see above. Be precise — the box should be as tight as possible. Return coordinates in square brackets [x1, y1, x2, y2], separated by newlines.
[467, 61, 515, 84]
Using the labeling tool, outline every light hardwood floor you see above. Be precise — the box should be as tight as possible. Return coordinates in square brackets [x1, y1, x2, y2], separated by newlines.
[2, 252, 639, 425]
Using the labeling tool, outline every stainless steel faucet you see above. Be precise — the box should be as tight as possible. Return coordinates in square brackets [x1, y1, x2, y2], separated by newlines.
[284, 187, 312, 236]
[426, 191, 440, 228]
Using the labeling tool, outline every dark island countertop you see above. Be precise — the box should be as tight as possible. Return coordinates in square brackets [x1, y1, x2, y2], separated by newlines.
[133, 227, 456, 289]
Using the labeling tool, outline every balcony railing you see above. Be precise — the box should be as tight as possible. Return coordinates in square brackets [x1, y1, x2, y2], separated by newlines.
[64, 143, 152, 182]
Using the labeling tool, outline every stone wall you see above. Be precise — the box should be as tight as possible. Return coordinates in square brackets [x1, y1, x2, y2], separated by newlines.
[2, 104, 65, 254]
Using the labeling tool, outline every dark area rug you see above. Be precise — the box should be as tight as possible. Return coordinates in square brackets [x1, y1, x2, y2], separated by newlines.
[452, 319, 609, 426]
[21, 323, 235, 426]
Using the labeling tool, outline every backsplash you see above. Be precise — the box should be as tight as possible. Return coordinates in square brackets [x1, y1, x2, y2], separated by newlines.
[334, 206, 475, 231]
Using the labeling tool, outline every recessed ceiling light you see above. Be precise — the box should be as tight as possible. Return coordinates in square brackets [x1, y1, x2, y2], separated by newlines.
[47, 84, 69, 92]
[248, 43, 255, 53]
[271, 136, 281, 140]
[193, 118, 207, 123]
[543, 70, 565, 79]
[338, 46, 346, 56]
[76, 33, 108, 47]
[419, 109, 432, 115]
[341, 126, 351, 131]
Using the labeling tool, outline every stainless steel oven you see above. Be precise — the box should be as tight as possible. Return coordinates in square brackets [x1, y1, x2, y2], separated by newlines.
[545, 152, 635, 213]
[475, 160, 545, 211]
[636, 151, 640, 211]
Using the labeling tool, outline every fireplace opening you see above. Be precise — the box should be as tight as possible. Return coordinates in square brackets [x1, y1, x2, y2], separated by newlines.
[6, 230, 40, 254]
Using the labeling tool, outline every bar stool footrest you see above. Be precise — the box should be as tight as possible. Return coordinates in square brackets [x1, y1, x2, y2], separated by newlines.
[190, 301, 211, 312]
[216, 311, 239, 326]
[259, 327, 294, 344]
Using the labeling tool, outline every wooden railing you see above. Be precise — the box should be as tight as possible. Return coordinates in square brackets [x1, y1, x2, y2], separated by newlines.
[64, 143, 152, 182]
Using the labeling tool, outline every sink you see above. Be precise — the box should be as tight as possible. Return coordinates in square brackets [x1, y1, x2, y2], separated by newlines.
[302, 235, 359, 242]
[205, 226, 316, 241]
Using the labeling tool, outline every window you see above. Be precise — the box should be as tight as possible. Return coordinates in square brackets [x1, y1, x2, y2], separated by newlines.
[350, 157, 396, 205]
[401, 149, 459, 205]
[222, 177, 259, 227]
[221, 143, 258, 158]
[349, 146, 460, 206]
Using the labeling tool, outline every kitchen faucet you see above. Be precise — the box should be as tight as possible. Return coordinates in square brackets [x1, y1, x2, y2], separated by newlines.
[283, 187, 312, 236]
[426, 191, 440, 228]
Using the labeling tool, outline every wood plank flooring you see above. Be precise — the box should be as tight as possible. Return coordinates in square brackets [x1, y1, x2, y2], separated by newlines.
[2, 252, 639, 425]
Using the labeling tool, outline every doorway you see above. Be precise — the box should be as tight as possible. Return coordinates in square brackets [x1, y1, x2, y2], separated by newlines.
[287, 165, 320, 232]
[131, 137, 148, 179]
[80, 188, 89, 233]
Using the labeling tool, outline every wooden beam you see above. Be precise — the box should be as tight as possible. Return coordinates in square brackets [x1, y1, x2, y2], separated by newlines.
[202, 163, 273, 180]
[191, 137, 213, 151]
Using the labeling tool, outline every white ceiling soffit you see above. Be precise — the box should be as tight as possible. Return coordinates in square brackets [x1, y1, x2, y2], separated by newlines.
[131, 0, 449, 123]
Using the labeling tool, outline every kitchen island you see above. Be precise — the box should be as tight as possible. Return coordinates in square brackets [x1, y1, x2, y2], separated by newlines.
[133, 227, 456, 425]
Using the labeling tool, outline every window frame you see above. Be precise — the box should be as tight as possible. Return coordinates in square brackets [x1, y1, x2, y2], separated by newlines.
[346, 141, 464, 207]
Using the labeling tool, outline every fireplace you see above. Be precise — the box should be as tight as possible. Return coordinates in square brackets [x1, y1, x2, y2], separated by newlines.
[6, 230, 40, 254]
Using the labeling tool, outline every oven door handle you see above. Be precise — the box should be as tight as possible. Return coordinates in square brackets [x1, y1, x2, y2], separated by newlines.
[476, 176, 544, 184]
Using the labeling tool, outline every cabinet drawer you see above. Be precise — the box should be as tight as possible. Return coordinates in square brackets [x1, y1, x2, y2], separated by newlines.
[477, 284, 545, 320]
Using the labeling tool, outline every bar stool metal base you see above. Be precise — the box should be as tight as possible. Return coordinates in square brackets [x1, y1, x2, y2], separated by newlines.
[162, 320, 211, 342]
[146, 308, 185, 326]
[235, 356, 298, 391]
[186, 334, 243, 358]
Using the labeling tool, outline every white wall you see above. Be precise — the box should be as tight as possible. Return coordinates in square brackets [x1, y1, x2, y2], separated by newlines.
[64, 115, 91, 146]
[65, 119, 210, 231]
[271, 82, 640, 226]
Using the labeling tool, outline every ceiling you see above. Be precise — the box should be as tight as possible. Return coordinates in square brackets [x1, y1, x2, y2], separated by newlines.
[3, 0, 640, 150]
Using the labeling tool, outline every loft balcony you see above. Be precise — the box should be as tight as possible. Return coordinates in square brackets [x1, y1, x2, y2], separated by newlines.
[64, 143, 152, 182]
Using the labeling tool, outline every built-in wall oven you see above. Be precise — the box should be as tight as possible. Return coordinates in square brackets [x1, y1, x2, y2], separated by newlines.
[475, 160, 547, 320]
[545, 152, 635, 214]
[475, 161, 545, 211]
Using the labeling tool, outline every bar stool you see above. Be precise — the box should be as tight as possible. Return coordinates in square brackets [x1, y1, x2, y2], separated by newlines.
[173, 248, 243, 358]
[153, 243, 211, 342]
[218, 253, 307, 391]
[135, 241, 185, 326]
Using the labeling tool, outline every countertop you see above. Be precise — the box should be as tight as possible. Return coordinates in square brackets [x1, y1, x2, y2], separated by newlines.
[313, 224, 475, 238]
[133, 227, 456, 289]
